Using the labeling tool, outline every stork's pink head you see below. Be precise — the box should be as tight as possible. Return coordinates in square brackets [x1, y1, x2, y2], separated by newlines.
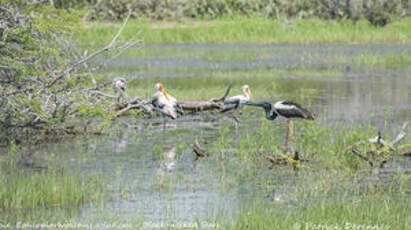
[155, 83, 169, 100]
[242, 85, 253, 101]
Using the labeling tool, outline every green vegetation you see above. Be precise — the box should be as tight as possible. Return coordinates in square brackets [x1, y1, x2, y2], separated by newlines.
[76, 17, 411, 46]
[0, 1, 131, 144]
[57, 0, 409, 27]
[222, 195, 409, 230]
[0, 170, 104, 211]
[209, 119, 409, 170]
[0, 141, 106, 214]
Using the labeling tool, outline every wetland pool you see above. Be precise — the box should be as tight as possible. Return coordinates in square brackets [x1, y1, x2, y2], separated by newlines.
[1, 44, 410, 228]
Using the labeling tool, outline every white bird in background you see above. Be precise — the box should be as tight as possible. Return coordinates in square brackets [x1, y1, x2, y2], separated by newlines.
[152, 83, 182, 121]
[112, 77, 126, 92]
[112, 77, 127, 103]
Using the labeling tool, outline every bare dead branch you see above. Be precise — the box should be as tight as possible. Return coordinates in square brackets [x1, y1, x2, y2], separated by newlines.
[390, 122, 407, 146]
[350, 149, 373, 167]
[210, 84, 232, 102]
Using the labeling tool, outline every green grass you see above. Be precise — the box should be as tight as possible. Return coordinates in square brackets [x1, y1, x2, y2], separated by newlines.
[0, 169, 105, 211]
[354, 53, 411, 70]
[209, 119, 410, 170]
[221, 195, 410, 230]
[74, 17, 411, 46]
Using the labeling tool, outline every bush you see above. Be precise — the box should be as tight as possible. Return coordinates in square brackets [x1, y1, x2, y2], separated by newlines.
[0, 1, 129, 145]
[58, 0, 410, 26]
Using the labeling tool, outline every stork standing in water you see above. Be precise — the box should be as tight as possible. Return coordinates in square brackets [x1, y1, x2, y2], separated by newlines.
[246, 101, 315, 151]
[220, 85, 254, 125]
[112, 77, 127, 103]
[152, 83, 183, 124]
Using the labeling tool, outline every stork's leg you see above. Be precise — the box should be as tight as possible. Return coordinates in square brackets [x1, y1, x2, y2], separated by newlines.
[231, 113, 240, 129]
[284, 120, 290, 149]
[290, 120, 294, 153]
[162, 114, 166, 131]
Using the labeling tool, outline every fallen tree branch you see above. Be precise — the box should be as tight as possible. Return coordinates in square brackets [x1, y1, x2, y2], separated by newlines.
[177, 101, 222, 112]
[177, 84, 232, 112]
[110, 84, 233, 119]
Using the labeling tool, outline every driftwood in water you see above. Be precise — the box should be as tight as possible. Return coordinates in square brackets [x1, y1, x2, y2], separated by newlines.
[112, 84, 234, 118]
[114, 97, 154, 118]
[192, 139, 209, 158]
[178, 101, 222, 112]
[345, 122, 408, 168]
[260, 148, 308, 170]
[177, 84, 233, 112]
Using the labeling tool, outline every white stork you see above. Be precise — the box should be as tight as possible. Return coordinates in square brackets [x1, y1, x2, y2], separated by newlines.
[246, 101, 315, 151]
[152, 83, 182, 121]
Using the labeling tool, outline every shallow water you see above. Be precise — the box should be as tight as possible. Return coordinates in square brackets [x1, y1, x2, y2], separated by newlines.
[1, 44, 410, 226]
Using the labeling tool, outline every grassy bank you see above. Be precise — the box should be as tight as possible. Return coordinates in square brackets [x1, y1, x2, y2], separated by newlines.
[0, 170, 104, 211]
[75, 17, 411, 46]
[221, 195, 409, 230]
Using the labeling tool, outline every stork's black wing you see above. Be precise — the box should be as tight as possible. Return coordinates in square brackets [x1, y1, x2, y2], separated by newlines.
[220, 99, 241, 113]
[274, 101, 315, 120]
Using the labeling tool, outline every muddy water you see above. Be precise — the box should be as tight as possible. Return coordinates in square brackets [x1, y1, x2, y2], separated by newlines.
[2, 44, 411, 225]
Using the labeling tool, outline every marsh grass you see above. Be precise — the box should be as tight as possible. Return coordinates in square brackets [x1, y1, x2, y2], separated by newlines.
[0, 169, 104, 211]
[222, 195, 409, 230]
[355, 53, 411, 71]
[209, 119, 403, 170]
[75, 17, 411, 47]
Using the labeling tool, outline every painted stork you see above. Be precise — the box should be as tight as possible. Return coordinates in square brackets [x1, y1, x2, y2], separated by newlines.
[246, 101, 315, 151]
[220, 85, 254, 113]
[112, 77, 127, 103]
[112, 77, 127, 92]
[219, 85, 254, 126]
[152, 83, 183, 121]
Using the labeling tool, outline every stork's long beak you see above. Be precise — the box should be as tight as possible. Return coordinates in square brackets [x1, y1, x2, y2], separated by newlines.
[161, 89, 169, 101]
[245, 101, 268, 108]
[247, 88, 254, 101]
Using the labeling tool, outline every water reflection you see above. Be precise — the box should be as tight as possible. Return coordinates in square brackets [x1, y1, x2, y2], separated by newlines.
[157, 146, 177, 178]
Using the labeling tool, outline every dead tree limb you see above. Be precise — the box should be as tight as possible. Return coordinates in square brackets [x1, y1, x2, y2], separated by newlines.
[177, 84, 233, 112]
[110, 84, 233, 118]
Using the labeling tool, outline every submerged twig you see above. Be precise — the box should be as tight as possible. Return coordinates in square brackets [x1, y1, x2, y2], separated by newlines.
[193, 139, 209, 158]
[350, 149, 374, 167]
